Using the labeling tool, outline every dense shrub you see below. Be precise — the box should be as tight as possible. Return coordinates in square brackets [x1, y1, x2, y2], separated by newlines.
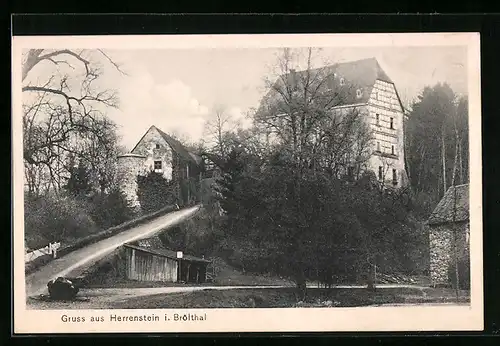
[137, 171, 177, 213]
[89, 187, 135, 229]
[24, 193, 98, 250]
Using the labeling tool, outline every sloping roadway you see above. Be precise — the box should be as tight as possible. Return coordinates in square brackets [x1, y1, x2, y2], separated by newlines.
[25, 205, 201, 298]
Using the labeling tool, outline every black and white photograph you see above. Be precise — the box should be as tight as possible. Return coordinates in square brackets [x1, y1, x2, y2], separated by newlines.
[12, 33, 483, 333]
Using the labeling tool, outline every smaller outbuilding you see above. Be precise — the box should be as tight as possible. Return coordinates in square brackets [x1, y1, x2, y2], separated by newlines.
[428, 184, 470, 288]
[123, 244, 211, 284]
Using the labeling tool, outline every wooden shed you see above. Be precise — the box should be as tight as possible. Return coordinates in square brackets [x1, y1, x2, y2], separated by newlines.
[123, 244, 211, 284]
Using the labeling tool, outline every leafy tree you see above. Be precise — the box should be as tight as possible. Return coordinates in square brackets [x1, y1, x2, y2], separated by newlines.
[406, 83, 469, 204]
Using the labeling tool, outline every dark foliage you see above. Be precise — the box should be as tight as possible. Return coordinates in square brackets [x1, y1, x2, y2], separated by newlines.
[64, 161, 93, 197]
[214, 147, 429, 293]
[89, 186, 135, 230]
[24, 193, 98, 249]
[137, 170, 177, 213]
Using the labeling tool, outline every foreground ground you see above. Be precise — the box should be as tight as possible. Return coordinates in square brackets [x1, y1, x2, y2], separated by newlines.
[27, 285, 470, 310]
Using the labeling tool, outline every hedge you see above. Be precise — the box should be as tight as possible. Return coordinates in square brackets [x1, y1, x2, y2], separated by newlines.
[25, 204, 182, 275]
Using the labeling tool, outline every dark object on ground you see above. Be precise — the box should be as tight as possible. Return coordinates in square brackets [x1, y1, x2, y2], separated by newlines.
[47, 277, 79, 300]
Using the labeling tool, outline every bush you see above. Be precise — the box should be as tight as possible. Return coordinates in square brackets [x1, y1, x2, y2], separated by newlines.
[137, 171, 177, 213]
[24, 193, 98, 249]
[89, 187, 135, 229]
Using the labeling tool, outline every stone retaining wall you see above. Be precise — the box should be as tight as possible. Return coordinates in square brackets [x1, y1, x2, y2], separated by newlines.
[429, 221, 469, 285]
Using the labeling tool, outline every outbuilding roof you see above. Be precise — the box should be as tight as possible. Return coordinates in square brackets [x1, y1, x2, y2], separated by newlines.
[124, 244, 211, 263]
[428, 184, 470, 226]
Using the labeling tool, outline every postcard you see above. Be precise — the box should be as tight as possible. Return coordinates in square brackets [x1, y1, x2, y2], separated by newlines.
[12, 32, 483, 333]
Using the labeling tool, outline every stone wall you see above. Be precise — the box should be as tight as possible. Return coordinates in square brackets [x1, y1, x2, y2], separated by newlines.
[429, 221, 470, 285]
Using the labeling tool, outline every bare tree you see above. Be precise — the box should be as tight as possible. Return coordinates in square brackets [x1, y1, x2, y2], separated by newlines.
[253, 48, 374, 297]
[255, 48, 372, 178]
[22, 49, 124, 196]
[203, 105, 238, 158]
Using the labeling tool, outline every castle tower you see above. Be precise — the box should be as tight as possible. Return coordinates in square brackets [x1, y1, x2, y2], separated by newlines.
[117, 153, 147, 211]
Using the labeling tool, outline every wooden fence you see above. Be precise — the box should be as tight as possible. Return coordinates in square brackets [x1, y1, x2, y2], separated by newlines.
[25, 242, 61, 263]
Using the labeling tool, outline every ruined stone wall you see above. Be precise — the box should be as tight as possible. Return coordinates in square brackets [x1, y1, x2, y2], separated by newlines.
[117, 155, 146, 211]
[429, 221, 470, 285]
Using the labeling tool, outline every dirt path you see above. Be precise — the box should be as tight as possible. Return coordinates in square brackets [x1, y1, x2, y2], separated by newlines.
[26, 284, 435, 310]
[25, 206, 201, 297]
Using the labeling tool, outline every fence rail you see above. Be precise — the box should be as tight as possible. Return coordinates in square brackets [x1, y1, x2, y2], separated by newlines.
[25, 242, 61, 263]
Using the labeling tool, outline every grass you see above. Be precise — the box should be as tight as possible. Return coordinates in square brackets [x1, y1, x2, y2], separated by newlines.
[110, 287, 470, 309]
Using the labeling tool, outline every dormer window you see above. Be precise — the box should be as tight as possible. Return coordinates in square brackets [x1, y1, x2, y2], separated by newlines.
[340, 78, 345, 86]
[356, 89, 362, 98]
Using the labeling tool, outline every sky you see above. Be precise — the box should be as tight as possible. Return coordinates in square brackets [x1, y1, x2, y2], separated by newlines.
[23, 45, 469, 151]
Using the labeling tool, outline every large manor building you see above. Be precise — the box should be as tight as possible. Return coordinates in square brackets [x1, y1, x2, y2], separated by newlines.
[258, 57, 409, 188]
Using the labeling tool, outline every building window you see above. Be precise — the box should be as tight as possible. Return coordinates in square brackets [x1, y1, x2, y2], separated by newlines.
[378, 166, 383, 180]
[155, 144, 160, 149]
[154, 160, 162, 172]
[376, 113, 380, 126]
[391, 145, 395, 155]
[356, 89, 362, 98]
[376, 142, 381, 152]
[390, 117, 394, 129]
[392, 169, 397, 185]
[340, 77, 345, 86]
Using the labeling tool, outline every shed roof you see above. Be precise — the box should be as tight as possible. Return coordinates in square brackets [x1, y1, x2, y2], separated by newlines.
[124, 244, 211, 263]
[428, 184, 470, 226]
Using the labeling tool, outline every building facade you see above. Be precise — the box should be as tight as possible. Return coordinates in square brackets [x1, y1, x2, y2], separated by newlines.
[117, 125, 220, 211]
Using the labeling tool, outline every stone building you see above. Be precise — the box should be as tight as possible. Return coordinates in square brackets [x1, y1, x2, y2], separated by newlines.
[428, 184, 470, 287]
[117, 125, 218, 211]
[257, 57, 408, 188]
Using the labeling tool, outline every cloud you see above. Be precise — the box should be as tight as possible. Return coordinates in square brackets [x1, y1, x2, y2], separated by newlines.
[109, 64, 210, 150]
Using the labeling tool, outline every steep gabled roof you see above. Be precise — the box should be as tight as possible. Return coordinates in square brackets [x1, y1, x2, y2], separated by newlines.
[201, 152, 226, 170]
[131, 125, 202, 167]
[428, 184, 470, 226]
[259, 57, 402, 112]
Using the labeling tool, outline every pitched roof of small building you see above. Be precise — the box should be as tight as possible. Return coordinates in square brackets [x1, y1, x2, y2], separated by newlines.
[124, 244, 211, 263]
[131, 125, 203, 167]
[428, 184, 470, 226]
